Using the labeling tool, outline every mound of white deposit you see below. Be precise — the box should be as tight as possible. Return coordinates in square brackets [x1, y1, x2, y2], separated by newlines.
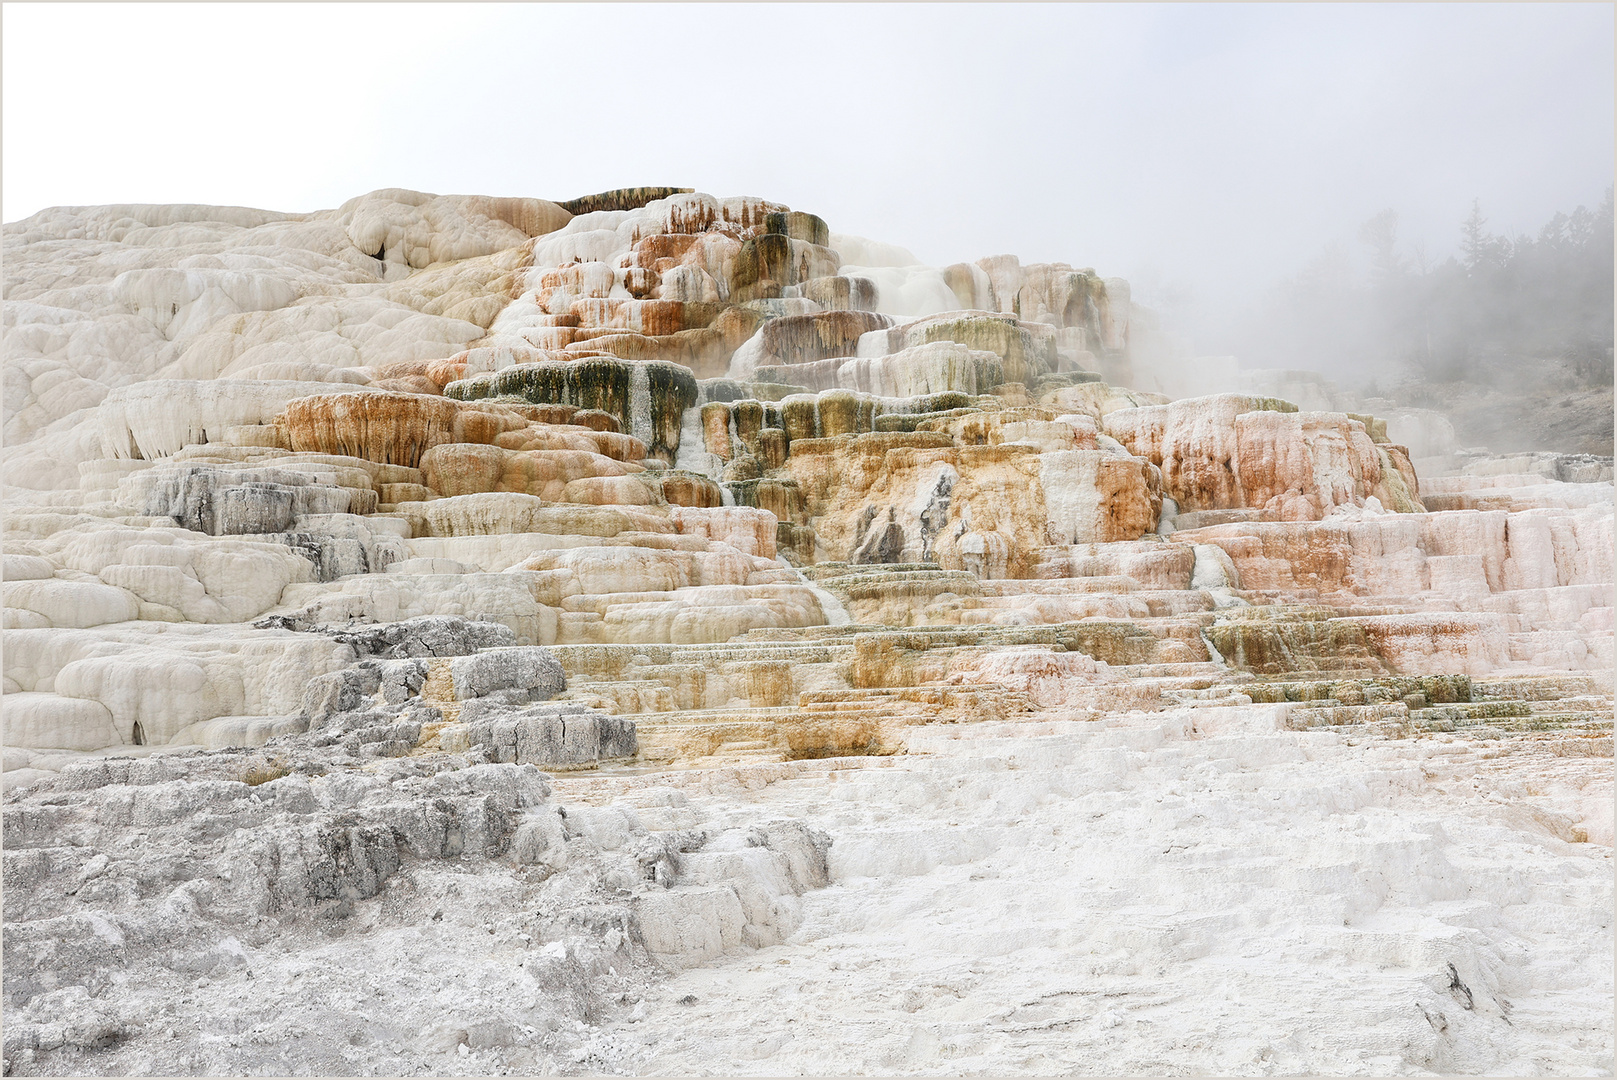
[3, 185, 1611, 1076]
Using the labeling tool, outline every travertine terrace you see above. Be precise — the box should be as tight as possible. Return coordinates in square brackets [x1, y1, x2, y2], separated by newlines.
[3, 187, 1611, 1075]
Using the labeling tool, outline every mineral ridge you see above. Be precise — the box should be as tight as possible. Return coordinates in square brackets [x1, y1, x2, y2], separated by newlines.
[2, 188, 1611, 1075]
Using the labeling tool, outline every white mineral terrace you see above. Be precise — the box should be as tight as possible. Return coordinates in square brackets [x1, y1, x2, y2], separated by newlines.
[1, 188, 1610, 1076]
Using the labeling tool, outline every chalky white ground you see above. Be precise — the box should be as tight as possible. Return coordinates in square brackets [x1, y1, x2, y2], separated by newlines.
[6, 715, 1606, 1077]
[572, 715, 1612, 1077]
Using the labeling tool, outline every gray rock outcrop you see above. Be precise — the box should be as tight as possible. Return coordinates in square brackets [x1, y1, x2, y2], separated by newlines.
[1, 741, 828, 1076]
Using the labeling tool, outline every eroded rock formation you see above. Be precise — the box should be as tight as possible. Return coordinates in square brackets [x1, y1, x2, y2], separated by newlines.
[3, 185, 1610, 1076]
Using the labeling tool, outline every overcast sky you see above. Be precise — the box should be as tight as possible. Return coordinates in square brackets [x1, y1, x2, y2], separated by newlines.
[5, 3, 1612, 343]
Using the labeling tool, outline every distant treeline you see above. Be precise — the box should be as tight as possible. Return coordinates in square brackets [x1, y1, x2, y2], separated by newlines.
[1244, 189, 1614, 389]
[1368, 188, 1614, 386]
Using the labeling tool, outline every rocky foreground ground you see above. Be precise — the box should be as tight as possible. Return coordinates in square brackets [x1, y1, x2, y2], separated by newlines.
[3, 187, 1612, 1075]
